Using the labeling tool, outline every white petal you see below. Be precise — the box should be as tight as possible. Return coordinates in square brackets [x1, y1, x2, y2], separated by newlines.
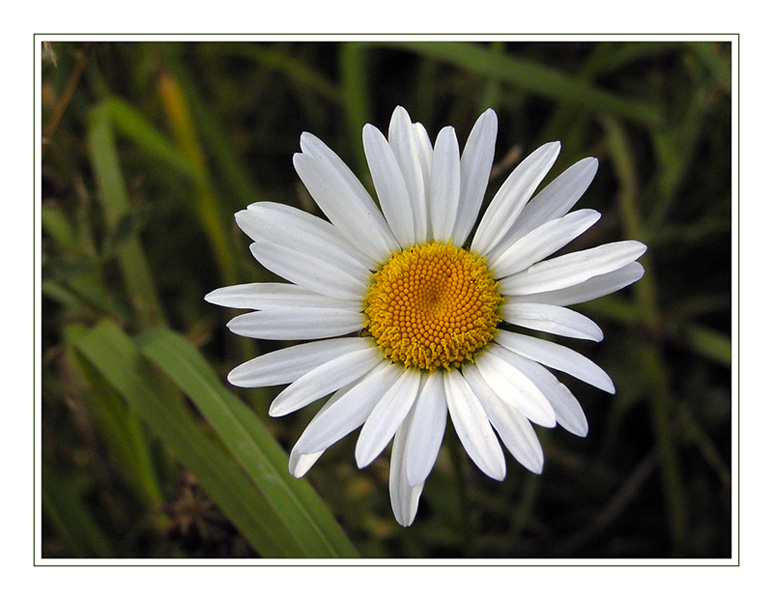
[362, 123, 415, 246]
[471, 141, 561, 256]
[389, 405, 424, 527]
[388, 107, 428, 243]
[205, 282, 361, 312]
[355, 369, 422, 468]
[500, 303, 604, 341]
[405, 371, 447, 487]
[462, 363, 544, 474]
[496, 330, 615, 394]
[289, 448, 323, 478]
[227, 337, 370, 387]
[502, 156, 599, 245]
[489, 209, 601, 275]
[288, 383, 357, 477]
[226, 307, 363, 340]
[428, 126, 461, 241]
[239, 202, 375, 273]
[249, 239, 367, 301]
[509, 262, 645, 306]
[452, 109, 498, 246]
[413, 122, 434, 233]
[489, 344, 588, 437]
[474, 346, 557, 427]
[443, 369, 506, 480]
[292, 362, 402, 455]
[499, 240, 648, 296]
[293, 143, 397, 262]
[268, 345, 382, 417]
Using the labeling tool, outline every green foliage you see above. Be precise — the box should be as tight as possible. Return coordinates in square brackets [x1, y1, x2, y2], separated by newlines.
[40, 40, 732, 558]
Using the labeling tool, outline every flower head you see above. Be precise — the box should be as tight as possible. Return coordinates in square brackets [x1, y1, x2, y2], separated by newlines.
[206, 106, 646, 526]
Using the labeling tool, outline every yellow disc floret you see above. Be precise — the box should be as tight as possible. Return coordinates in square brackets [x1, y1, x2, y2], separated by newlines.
[364, 241, 503, 371]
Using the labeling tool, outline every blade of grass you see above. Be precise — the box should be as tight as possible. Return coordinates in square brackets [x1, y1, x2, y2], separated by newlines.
[157, 71, 240, 285]
[73, 320, 352, 557]
[63, 323, 165, 512]
[160, 46, 263, 211]
[218, 44, 341, 105]
[137, 328, 359, 557]
[689, 42, 731, 94]
[602, 115, 687, 553]
[683, 324, 732, 367]
[383, 41, 662, 127]
[102, 96, 197, 180]
[87, 105, 165, 327]
[339, 43, 371, 178]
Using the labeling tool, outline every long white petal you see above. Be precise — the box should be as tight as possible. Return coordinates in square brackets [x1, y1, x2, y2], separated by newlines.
[389, 405, 424, 527]
[508, 262, 645, 307]
[500, 303, 604, 341]
[405, 371, 447, 487]
[412, 122, 434, 239]
[206, 282, 361, 312]
[293, 143, 397, 262]
[489, 344, 588, 437]
[288, 382, 357, 477]
[499, 240, 647, 296]
[388, 107, 428, 243]
[444, 369, 506, 480]
[238, 202, 374, 273]
[362, 123, 415, 246]
[249, 239, 367, 301]
[496, 330, 615, 394]
[474, 346, 557, 427]
[227, 337, 370, 387]
[462, 363, 544, 474]
[471, 141, 561, 256]
[452, 109, 498, 246]
[226, 307, 363, 340]
[489, 209, 601, 275]
[268, 345, 382, 417]
[355, 369, 422, 468]
[428, 126, 461, 241]
[293, 362, 402, 455]
[501, 156, 599, 244]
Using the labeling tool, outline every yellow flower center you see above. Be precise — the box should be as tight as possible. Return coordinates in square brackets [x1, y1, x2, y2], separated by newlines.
[363, 241, 503, 371]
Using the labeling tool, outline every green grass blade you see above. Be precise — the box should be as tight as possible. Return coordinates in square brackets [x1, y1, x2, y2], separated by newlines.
[684, 324, 732, 367]
[102, 96, 197, 180]
[137, 328, 359, 558]
[386, 41, 662, 127]
[87, 105, 165, 327]
[157, 71, 240, 285]
[159, 47, 263, 211]
[72, 320, 354, 557]
[62, 322, 165, 512]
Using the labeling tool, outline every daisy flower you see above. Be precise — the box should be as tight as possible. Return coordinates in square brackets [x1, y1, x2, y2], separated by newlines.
[206, 106, 646, 527]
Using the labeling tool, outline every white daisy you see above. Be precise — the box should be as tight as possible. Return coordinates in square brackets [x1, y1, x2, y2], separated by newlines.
[206, 106, 646, 527]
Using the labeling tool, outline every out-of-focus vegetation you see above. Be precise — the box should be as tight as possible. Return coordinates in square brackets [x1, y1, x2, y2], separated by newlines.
[40, 40, 732, 559]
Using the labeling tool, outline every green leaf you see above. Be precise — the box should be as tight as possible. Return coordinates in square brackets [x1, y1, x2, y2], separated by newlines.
[137, 328, 359, 558]
[72, 320, 357, 557]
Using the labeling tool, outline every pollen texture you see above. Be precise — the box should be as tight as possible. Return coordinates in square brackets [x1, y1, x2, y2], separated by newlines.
[364, 242, 503, 371]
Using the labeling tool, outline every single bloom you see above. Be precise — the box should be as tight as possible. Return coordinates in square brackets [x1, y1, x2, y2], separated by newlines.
[206, 106, 646, 527]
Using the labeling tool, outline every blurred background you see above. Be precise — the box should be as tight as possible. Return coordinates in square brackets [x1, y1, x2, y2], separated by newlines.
[40, 40, 732, 559]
